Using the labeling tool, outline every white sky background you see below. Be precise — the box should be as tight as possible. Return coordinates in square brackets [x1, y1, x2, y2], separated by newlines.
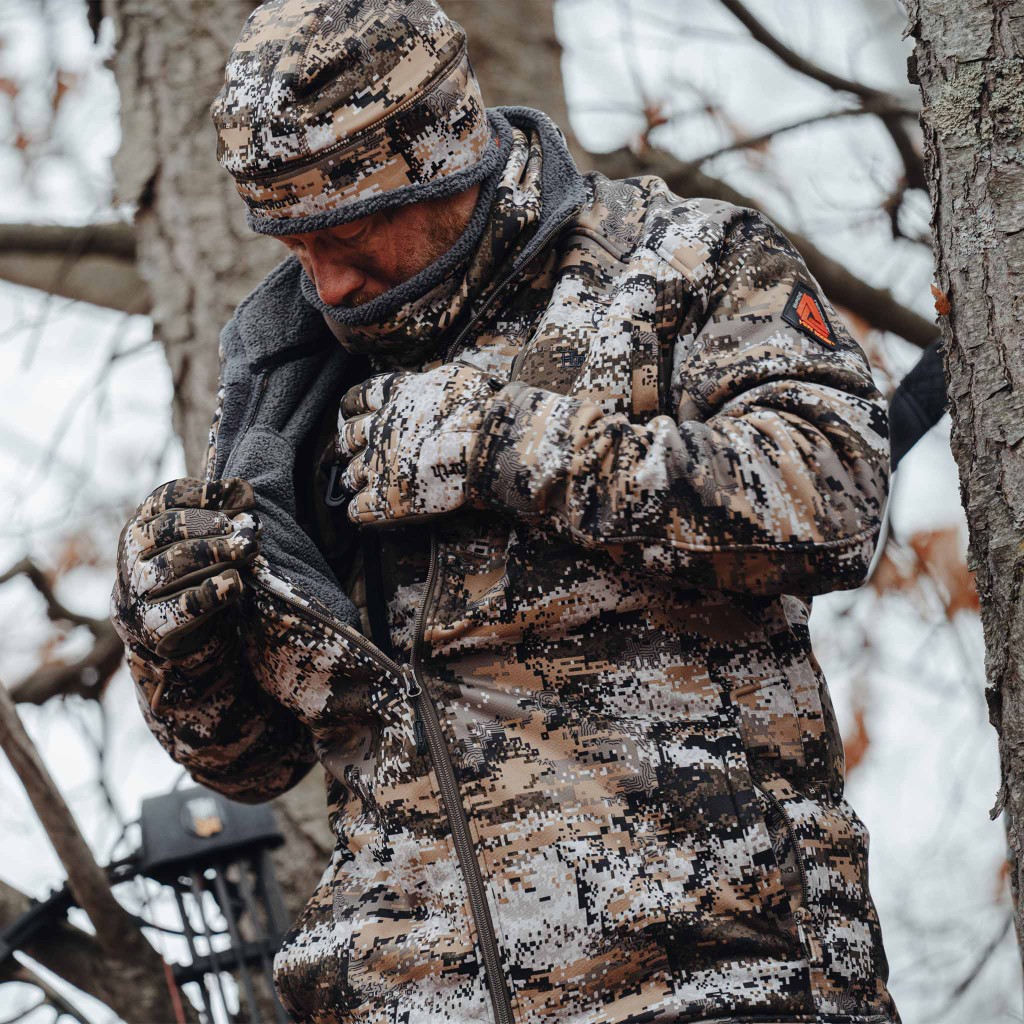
[0, 0, 1018, 1022]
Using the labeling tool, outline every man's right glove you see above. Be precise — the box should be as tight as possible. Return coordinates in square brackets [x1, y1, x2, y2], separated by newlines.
[110, 477, 260, 662]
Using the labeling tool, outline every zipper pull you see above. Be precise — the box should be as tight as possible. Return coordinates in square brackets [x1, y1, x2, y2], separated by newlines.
[403, 665, 422, 699]
[403, 666, 428, 756]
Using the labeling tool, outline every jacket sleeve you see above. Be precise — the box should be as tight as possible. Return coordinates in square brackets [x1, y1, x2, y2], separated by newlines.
[123, 371, 317, 804]
[469, 208, 889, 597]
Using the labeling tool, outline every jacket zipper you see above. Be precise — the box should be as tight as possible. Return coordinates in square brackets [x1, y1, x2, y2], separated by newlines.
[408, 534, 514, 1024]
[255, 568, 513, 1022]
[393, 206, 584, 1024]
[253, 575, 404, 679]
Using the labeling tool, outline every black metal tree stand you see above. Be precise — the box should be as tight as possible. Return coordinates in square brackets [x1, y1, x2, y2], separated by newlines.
[1, 784, 292, 1024]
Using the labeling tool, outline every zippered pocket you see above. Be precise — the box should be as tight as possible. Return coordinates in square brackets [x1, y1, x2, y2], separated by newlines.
[755, 772, 821, 963]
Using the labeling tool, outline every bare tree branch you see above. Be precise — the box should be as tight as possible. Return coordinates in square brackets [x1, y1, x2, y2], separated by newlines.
[587, 148, 938, 349]
[8, 632, 124, 707]
[685, 104, 918, 170]
[0, 559, 124, 705]
[0, 878, 181, 1023]
[716, 0, 926, 191]
[0, 878, 107, 1002]
[717, 0, 901, 103]
[0, 559, 97, 631]
[0, 681, 153, 964]
[0, 223, 150, 315]
[939, 913, 1012, 1014]
[0, 224, 135, 260]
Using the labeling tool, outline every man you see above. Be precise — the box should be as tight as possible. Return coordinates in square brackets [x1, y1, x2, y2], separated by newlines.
[110, 1, 899, 1021]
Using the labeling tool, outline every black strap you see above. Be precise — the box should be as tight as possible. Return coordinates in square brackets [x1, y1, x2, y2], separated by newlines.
[361, 530, 396, 661]
[889, 338, 947, 470]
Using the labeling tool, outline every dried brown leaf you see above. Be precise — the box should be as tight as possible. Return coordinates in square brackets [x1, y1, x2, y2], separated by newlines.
[931, 283, 951, 316]
[844, 705, 870, 774]
[908, 527, 979, 618]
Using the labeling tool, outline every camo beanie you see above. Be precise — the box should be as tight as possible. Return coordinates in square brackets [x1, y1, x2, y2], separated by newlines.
[210, 0, 502, 236]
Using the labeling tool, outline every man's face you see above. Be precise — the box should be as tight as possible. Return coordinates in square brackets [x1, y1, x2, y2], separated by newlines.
[276, 184, 479, 308]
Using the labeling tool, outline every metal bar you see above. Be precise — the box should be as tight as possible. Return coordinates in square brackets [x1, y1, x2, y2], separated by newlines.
[212, 867, 260, 1022]
[173, 886, 214, 1024]
[258, 849, 289, 940]
[189, 870, 231, 1019]
[237, 859, 290, 1024]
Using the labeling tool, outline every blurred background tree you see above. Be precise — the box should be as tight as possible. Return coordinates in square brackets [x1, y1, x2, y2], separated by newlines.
[0, 1, 1016, 1022]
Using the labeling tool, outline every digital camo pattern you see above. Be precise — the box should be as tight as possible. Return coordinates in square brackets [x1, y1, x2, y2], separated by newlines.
[110, 477, 260, 660]
[119, 172, 898, 1022]
[336, 364, 505, 522]
[211, 0, 495, 223]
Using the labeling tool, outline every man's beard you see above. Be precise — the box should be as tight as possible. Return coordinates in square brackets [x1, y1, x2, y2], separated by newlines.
[338, 203, 470, 309]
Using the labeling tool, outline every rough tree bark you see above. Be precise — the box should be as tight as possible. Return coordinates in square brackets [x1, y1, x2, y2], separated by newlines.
[903, 0, 1024, 952]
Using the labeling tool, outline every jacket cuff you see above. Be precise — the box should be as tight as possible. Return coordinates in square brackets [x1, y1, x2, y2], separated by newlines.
[126, 635, 233, 716]
[469, 381, 603, 517]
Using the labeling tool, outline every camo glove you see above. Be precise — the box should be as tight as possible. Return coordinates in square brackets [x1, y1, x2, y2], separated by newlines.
[334, 363, 504, 525]
[110, 477, 260, 660]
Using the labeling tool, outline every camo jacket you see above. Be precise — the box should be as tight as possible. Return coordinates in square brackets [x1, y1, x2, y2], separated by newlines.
[128, 172, 898, 1024]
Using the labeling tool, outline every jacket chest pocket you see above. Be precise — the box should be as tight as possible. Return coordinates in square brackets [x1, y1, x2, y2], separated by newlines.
[511, 245, 678, 424]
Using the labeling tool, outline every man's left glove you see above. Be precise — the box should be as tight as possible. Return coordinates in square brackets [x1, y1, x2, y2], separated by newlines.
[332, 363, 505, 525]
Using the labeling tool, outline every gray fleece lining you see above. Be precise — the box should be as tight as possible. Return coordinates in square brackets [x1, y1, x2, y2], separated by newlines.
[215, 260, 360, 628]
[245, 121, 503, 238]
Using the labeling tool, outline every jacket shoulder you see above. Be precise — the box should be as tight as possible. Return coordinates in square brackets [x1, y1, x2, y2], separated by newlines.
[576, 173, 783, 302]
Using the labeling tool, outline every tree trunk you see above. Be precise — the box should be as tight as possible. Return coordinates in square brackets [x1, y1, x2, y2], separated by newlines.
[107, 0, 281, 472]
[445, 0, 587, 167]
[105, 2, 335, 1015]
[904, 0, 1024, 954]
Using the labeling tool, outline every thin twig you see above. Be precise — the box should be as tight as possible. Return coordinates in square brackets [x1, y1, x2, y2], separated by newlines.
[716, 0, 926, 189]
[717, 0, 899, 103]
[938, 913, 1012, 1016]
[0, 558, 98, 631]
[685, 104, 917, 169]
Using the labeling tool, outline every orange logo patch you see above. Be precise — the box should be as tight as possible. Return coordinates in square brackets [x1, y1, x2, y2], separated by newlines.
[782, 282, 837, 347]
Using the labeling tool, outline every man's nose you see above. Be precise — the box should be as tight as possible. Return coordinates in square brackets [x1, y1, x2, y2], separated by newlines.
[307, 247, 366, 306]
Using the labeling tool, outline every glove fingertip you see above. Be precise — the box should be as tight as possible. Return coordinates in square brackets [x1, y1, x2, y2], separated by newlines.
[206, 477, 257, 512]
